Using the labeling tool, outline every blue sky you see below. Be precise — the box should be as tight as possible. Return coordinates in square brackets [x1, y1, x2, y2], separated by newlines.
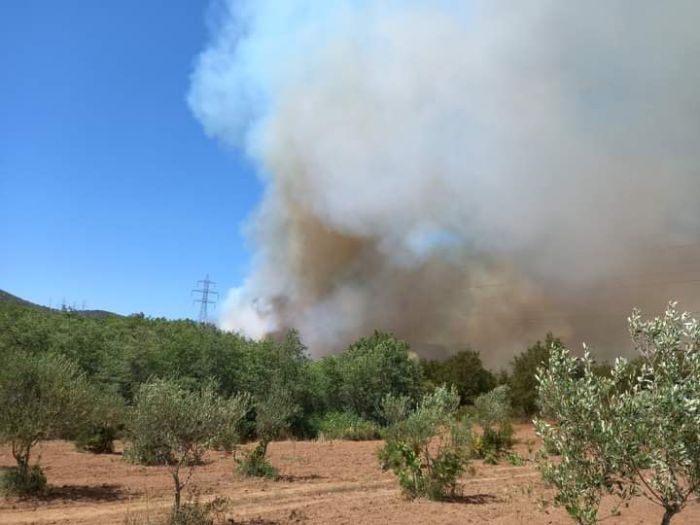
[0, 1, 261, 319]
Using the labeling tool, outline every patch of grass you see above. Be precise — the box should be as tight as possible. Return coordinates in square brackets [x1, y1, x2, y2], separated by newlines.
[123, 498, 229, 525]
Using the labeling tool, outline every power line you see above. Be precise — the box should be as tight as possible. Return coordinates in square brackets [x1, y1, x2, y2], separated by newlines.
[192, 274, 219, 323]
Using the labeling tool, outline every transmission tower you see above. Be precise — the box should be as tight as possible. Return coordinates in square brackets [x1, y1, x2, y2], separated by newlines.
[192, 274, 219, 323]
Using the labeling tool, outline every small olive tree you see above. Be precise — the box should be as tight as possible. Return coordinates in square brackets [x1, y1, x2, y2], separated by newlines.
[127, 379, 250, 512]
[472, 385, 513, 462]
[236, 387, 298, 478]
[0, 351, 93, 494]
[379, 386, 472, 500]
[379, 393, 411, 427]
[535, 303, 700, 525]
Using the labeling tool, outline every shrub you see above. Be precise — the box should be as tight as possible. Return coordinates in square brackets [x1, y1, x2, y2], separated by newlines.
[169, 497, 229, 525]
[235, 444, 279, 479]
[379, 386, 472, 500]
[505, 452, 526, 467]
[535, 303, 700, 525]
[126, 379, 249, 512]
[0, 465, 47, 496]
[0, 351, 93, 495]
[75, 425, 118, 454]
[122, 497, 229, 525]
[317, 412, 380, 441]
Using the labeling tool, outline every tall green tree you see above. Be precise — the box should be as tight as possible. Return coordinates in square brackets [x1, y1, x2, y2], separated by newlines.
[315, 332, 423, 422]
[422, 349, 495, 405]
[509, 333, 563, 415]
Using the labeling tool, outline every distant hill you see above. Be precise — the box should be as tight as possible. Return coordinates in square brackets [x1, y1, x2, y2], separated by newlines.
[0, 288, 121, 319]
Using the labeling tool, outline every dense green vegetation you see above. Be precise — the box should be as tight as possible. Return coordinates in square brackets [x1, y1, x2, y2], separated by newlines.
[3, 294, 698, 524]
[0, 296, 542, 497]
[421, 349, 496, 405]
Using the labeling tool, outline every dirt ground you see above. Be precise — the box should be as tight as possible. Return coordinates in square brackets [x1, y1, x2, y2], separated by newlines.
[1, 424, 698, 524]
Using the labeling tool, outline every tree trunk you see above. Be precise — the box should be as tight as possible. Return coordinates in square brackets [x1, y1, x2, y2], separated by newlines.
[259, 437, 270, 458]
[172, 468, 182, 512]
[661, 508, 676, 525]
[13, 442, 31, 480]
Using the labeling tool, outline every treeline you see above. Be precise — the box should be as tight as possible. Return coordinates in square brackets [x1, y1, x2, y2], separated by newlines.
[0, 301, 557, 427]
[0, 300, 532, 510]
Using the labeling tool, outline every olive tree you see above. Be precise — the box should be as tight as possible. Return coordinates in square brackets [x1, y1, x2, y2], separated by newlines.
[379, 386, 472, 500]
[0, 351, 93, 494]
[472, 385, 514, 461]
[535, 303, 700, 525]
[127, 379, 250, 512]
[236, 387, 298, 478]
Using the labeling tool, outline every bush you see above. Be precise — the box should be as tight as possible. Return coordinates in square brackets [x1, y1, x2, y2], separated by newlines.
[235, 443, 278, 479]
[169, 497, 229, 525]
[122, 497, 229, 525]
[0, 465, 47, 496]
[535, 303, 700, 525]
[317, 412, 380, 441]
[379, 386, 472, 500]
[75, 425, 118, 454]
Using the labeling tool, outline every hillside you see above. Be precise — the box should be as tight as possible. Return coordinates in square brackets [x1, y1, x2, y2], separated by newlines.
[0, 288, 120, 318]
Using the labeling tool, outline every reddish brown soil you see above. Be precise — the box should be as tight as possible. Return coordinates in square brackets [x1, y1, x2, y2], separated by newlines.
[1, 424, 698, 524]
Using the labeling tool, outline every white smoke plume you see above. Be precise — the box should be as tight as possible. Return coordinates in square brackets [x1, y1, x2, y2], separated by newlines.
[189, 0, 700, 364]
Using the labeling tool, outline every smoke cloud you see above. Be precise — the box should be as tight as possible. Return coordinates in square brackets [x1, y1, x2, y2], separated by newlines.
[189, 1, 700, 365]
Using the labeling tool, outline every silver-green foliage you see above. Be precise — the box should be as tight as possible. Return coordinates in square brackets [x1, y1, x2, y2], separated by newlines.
[535, 303, 700, 525]
[474, 385, 511, 430]
[236, 388, 298, 478]
[127, 379, 250, 510]
[472, 385, 514, 461]
[0, 351, 93, 494]
[379, 393, 411, 427]
[379, 385, 472, 500]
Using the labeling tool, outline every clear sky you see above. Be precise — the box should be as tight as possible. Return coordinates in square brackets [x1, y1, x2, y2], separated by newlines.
[0, 1, 261, 319]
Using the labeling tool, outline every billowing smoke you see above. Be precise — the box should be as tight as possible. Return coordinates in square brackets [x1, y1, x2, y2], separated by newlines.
[189, 1, 700, 365]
